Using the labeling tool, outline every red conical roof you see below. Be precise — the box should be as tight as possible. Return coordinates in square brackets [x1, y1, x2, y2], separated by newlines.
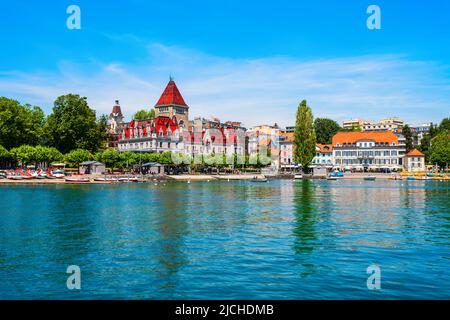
[155, 79, 188, 107]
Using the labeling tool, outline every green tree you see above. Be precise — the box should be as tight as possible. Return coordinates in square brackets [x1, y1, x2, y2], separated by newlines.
[44, 94, 106, 153]
[133, 109, 155, 120]
[314, 118, 341, 144]
[402, 124, 414, 152]
[0, 145, 11, 163]
[429, 130, 450, 168]
[293, 100, 316, 173]
[438, 118, 450, 132]
[0, 97, 45, 149]
[95, 148, 121, 170]
[119, 152, 139, 170]
[35, 146, 63, 167]
[158, 152, 174, 165]
[64, 149, 93, 169]
[10, 145, 37, 166]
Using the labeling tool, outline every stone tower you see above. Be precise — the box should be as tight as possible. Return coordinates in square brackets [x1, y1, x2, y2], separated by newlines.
[109, 99, 124, 134]
[154, 78, 189, 128]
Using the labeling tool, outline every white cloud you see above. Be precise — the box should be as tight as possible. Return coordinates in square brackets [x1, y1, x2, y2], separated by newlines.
[0, 43, 449, 127]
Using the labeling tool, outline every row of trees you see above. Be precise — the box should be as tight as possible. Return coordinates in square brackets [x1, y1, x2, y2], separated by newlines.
[0, 95, 108, 154]
[0, 145, 63, 167]
[416, 118, 450, 166]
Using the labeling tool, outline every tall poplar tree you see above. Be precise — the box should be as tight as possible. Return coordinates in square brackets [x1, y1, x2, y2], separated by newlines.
[293, 100, 316, 173]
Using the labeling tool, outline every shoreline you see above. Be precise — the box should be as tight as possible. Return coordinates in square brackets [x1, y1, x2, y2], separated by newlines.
[0, 173, 448, 185]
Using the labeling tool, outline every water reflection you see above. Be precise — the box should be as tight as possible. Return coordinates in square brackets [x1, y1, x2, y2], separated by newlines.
[292, 181, 318, 276]
[152, 186, 189, 294]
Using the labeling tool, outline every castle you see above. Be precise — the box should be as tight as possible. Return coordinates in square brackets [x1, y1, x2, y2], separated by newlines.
[107, 78, 247, 157]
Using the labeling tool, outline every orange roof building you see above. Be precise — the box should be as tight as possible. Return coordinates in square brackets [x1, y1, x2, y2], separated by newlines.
[403, 149, 425, 172]
[332, 131, 399, 146]
[404, 149, 425, 157]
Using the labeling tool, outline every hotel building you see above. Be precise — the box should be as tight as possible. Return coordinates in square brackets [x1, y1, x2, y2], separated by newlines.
[332, 131, 405, 171]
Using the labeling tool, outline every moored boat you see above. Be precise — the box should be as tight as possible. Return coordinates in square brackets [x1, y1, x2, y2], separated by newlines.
[294, 174, 303, 180]
[363, 176, 376, 181]
[7, 175, 24, 180]
[251, 176, 268, 182]
[65, 177, 91, 184]
[47, 169, 65, 179]
[118, 177, 139, 182]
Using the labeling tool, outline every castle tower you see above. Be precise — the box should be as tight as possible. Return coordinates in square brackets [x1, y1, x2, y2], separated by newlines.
[109, 99, 124, 134]
[154, 78, 189, 128]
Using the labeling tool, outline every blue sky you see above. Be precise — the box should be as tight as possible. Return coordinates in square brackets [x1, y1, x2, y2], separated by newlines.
[0, 0, 449, 127]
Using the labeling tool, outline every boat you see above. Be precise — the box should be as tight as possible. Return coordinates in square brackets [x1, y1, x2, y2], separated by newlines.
[294, 174, 303, 180]
[363, 176, 376, 181]
[94, 177, 118, 182]
[329, 171, 344, 178]
[65, 177, 91, 184]
[327, 177, 338, 181]
[118, 177, 139, 182]
[406, 176, 416, 181]
[7, 175, 24, 180]
[47, 169, 65, 179]
[251, 177, 268, 182]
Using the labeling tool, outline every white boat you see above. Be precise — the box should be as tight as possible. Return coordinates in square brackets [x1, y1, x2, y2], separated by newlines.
[65, 177, 91, 183]
[7, 175, 24, 180]
[48, 169, 65, 179]
[118, 177, 139, 182]
[294, 174, 303, 180]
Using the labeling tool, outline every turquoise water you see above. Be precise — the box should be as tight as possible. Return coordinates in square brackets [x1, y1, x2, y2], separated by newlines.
[0, 180, 449, 299]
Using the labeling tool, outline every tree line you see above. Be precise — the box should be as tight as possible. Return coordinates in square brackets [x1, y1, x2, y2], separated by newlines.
[0, 95, 107, 154]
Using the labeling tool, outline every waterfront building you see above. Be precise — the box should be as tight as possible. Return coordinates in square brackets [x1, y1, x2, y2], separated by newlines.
[79, 161, 106, 175]
[248, 124, 281, 171]
[403, 149, 425, 172]
[279, 134, 333, 172]
[279, 132, 295, 171]
[332, 131, 405, 171]
[342, 117, 405, 132]
[118, 116, 182, 153]
[312, 144, 333, 168]
[117, 79, 246, 162]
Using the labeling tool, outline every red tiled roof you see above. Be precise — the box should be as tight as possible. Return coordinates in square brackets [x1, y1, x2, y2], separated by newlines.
[332, 131, 398, 145]
[155, 79, 188, 107]
[316, 144, 333, 153]
[122, 116, 179, 139]
[405, 149, 424, 157]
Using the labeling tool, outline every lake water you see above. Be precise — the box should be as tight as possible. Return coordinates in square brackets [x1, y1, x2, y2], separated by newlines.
[0, 180, 449, 299]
